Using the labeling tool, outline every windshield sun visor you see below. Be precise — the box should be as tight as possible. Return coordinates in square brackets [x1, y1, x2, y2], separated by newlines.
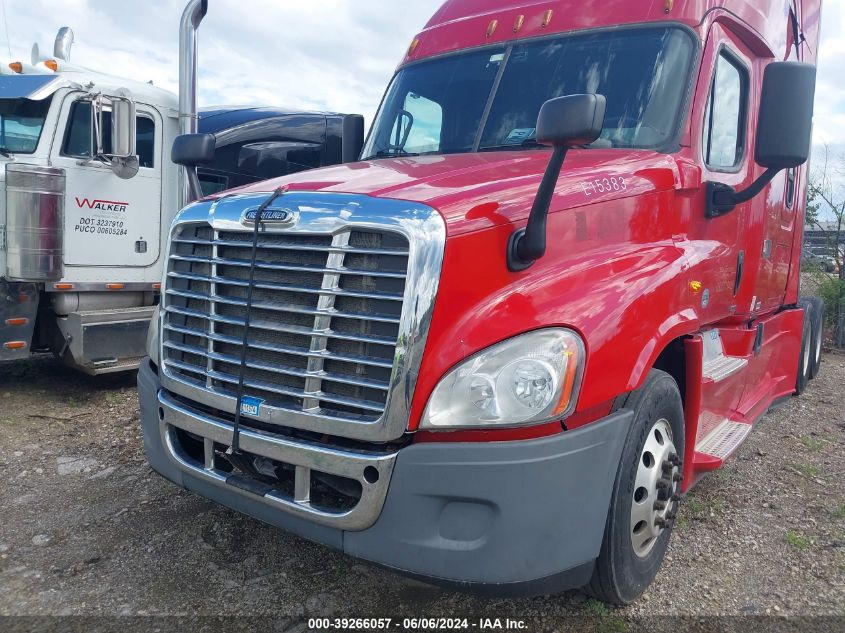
[0, 75, 68, 101]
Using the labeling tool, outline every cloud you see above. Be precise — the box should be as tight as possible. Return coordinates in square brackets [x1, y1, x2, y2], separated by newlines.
[0, 0, 842, 141]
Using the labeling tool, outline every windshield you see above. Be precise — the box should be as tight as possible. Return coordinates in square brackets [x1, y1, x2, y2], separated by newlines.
[0, 98, 52, 154]
[362, 26, 696, 159]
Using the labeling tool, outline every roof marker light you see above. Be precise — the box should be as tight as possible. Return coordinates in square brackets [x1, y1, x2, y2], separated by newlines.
[8, 62, 22, 73]
[664, 0, 674, 12]
[486, 19, 498, 38]
[44, 59, 58, 72]
[542, 9, 554, 27]
[513, 15, 525, 33]
[407, 38, 420, 56]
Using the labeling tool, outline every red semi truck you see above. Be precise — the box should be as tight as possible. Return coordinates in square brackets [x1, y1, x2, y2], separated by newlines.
[140, 0, 824, 603]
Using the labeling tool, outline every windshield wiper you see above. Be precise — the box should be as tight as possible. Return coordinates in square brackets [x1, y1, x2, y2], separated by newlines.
[368, 149, 422, 159]
[479, 138, 546, 152]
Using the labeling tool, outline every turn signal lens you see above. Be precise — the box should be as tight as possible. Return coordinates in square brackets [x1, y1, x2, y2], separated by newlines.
[106, 283, 125, 290]
[54, 283, 74, 290]
[152, 283, 161, 290]
[8, 62, 22, 74]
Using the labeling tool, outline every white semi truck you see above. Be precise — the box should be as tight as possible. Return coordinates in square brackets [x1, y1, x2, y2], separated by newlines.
[0, 2, 364, 374]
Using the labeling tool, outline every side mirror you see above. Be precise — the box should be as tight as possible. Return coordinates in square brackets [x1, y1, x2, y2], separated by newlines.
[172, 133, 216, 167]
[111, 98, 137, 158]
[707, 62, 816, 218]
[508, 94, 607, 271]
[173, 133, 216, 202]
[341, 114, 365, 163]
[756, 62, 816, 170]
[536, 94, 607, 148]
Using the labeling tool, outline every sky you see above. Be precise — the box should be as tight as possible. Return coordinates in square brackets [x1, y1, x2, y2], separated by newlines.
[1, 0, 843, 149]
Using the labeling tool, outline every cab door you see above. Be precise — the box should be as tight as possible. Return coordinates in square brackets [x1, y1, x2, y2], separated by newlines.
[49, 92, 163, 269]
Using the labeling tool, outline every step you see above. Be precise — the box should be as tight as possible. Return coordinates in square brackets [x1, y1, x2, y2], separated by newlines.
[702, 355, 748, 382]
[701, 329, 748, 382]
[695, 419, 752, 460]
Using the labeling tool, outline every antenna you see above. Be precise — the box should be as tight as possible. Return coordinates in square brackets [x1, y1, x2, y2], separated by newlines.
[1, 0, 11, 60]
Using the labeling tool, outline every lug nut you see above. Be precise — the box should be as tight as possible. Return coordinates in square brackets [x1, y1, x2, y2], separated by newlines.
[654, 500, 667, 511]
[673, 473, 684, 482]
[657, 480, 670, 490]
[671, 493, 682, 502]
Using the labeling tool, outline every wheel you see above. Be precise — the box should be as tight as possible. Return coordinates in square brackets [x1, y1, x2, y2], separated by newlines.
[795, 306, 812, 395]
[808, 297, 825, 379]
[586, 370, 685, 605]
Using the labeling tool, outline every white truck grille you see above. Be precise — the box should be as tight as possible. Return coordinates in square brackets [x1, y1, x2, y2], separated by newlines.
[161, 223, 409, 421]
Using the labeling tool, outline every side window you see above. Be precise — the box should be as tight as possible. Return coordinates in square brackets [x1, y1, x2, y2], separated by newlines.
[702, 51, 747, 170]
[197, 170, 229, 196]
[62, 101, 156, 168]
[395, 92, 443, 154]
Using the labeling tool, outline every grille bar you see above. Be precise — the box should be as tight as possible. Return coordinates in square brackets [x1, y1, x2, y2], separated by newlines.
[165, 358, 388, 413]
[163, 339, 392, 391]
[173, 236, 409, 257]
[167, 272, 404, 307]
[164, 323, 394, 369]
[165, 287, 403, 321]
[169, 253, 408, 280]
[164, 304, 397, 346]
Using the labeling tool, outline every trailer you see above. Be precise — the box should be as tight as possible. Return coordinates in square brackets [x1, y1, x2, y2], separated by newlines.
[140, 0, 824, 603]
[0, 10, 363, 374]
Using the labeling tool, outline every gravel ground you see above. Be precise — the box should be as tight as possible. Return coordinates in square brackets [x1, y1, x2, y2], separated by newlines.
[0, 353, 843, 626]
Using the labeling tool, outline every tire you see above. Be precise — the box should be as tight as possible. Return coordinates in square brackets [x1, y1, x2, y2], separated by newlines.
[795, 306, 812, 396]
[586, 370, 685, 605]
[808, 297, 825, 379]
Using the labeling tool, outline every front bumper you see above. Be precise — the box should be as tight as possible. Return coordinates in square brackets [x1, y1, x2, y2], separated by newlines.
[139, 358, 631, 596]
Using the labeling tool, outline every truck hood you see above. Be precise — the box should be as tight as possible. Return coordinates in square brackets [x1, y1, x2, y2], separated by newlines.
[219, 149, 682, 236]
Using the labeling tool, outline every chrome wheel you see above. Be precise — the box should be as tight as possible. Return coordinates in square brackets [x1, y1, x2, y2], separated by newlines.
[803, 331, 811, 377]
[630, 418, 681, 558]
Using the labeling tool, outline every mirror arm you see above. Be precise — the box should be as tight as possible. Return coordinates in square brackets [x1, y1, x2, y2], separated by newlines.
[507, 145, 568, 271]
[706, 166, 780, 218]
[186, 168, 204, 203]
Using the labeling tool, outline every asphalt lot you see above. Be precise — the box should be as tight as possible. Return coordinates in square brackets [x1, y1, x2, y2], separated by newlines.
[0, 353, 843, 627]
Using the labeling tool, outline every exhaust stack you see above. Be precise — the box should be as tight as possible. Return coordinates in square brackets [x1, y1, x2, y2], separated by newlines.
[178, 0, 209, 204]
[53, 27, 74, 61]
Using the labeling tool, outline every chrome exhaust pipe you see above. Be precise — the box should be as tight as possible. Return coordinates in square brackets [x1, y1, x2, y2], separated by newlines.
[178, 0, 208, 204]
[53, 27, 74, 61]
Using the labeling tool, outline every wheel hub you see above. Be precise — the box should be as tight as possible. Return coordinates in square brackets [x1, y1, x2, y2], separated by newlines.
[630, 418, 681, 558]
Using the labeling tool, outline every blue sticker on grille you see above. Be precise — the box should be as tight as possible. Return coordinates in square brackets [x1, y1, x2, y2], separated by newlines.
[239, 396, 264, 417]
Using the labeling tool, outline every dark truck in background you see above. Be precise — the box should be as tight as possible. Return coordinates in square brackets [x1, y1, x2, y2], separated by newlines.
[198, 107, 365, 196]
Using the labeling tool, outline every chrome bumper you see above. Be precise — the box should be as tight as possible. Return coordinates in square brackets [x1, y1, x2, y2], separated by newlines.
[157, 389, 397, 531]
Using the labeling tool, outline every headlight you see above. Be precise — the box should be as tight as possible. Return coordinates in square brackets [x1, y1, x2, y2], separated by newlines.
[421, 328, 584, 429]
[146, 305, 160, 366]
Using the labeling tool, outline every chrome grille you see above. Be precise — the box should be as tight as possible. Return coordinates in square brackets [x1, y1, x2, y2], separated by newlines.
[162, 223, 409, 422]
